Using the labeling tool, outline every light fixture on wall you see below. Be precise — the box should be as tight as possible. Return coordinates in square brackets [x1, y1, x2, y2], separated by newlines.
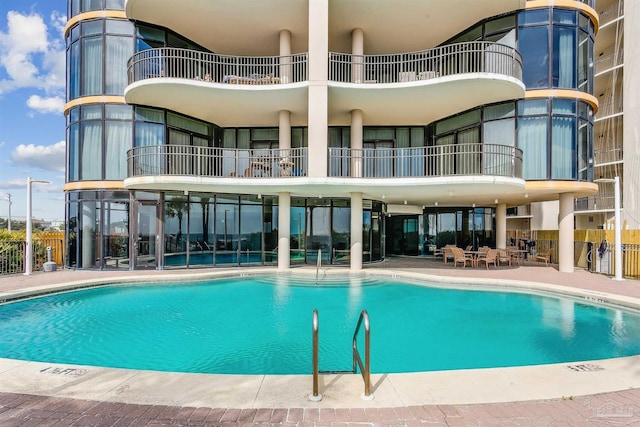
[382, 194, 385, 199]
[524, 193, 529, 198]
[494, 199, 498, 204]
[472, 203, 476, 208]
[434, 201, 438, 206]
[257, 194, 262, 199]
[183, 190, 189, 196]
[403, 200, 407, 205]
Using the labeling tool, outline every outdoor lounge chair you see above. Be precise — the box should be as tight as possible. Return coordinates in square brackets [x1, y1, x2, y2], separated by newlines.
[496, 249, 511, 266]
[534, 248, 553, 266]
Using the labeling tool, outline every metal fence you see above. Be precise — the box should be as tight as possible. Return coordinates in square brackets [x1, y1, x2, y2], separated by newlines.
[128, 146, 308, 178]
[329, 41, 522, 84]
[0, 237, 63, 276]
[128, 48, 308, 85]
[328, 143, 523, 179]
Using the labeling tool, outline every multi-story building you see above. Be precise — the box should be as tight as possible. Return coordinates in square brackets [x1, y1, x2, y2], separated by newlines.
[63, 0, 599, 273]
[574, 0, 639, 232]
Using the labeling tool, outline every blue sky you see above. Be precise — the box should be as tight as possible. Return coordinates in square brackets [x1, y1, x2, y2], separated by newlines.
[0, 0, 66, 221]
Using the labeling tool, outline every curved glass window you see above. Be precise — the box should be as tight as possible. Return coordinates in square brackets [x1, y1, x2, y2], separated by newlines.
[66, 18, 134, 100]
[427, 99, 594, 182]
[443, 7, 594, 93]
[66, 104, 133, 182]
[68, 0, 125, 19]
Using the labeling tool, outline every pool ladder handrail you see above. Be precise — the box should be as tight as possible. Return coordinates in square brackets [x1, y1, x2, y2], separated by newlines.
[352, 310, 372, 399]
[315, 249, 321, 284]
[309, 309, 372, 401]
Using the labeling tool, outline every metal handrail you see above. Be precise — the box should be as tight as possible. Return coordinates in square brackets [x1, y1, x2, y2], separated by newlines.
[127, 146, 307, 179]
[310, 309, 321, 401]
[329, 143, 523, 179]
[329, 41, 523, 84]
[352, 310, 371, 398]
[127, 47, 308, 85]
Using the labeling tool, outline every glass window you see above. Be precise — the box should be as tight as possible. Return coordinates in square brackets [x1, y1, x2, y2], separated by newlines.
[551, 116, 575, 179]
[135, 122, 164, 147]
[105, 121, 132, 179]
[103, 201, 129, 269]
[485, 16, 515, 36]
[68, 123, 79, 181]
[105, 0, 126, 10]
[105, 104, 132, 119]
[518, 9, 549, 26]
[106, 19, 133, 35]
[69, 0, 80, 18]
[81, 20, 103, 36]
[552, 99, 576, 115]
[484, 103, 515, 120]
[553, 9, 576, 25]
[518, 116, 548, 179]
[519, 26, 549, 88]
[552, 27, 576, 88]
[105, 35, 133, 94]
[82, 0, 102, 12]
[69, 41, 80, 100]
[81, 37, 103, 95]
[82, 104, 102, 120]
[81, 122, 102, 180]
[518, 99, 548, 115]
[167, 113, 211, 136]
[135, 107, 164, 123]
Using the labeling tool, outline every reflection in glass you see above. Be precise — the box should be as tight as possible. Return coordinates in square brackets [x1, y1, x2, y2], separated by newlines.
[103, 201, 128, 269]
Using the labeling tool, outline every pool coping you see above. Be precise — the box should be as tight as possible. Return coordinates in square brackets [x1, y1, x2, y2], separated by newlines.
[1, 267, 640, 408]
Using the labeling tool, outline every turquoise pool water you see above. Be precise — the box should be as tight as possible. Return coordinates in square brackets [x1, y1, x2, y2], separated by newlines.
[1, 275, 639, 375]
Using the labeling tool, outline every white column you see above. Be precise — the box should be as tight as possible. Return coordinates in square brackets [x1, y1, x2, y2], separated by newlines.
[24, 180, 33, 275]
[496, 203, 507, 249]
[82, 201, 96, 269]
[279, 29, 291, 83]
[351, 109, 363, 177]
[613, 176, 623, 280]
[278, 192, 291, 270]
[558, 193, 574, 273]
[350, 192, 363, 271]
[307, 0, 328, 178]
[351, 28, 364, 83]
[279, 110, 291, 156]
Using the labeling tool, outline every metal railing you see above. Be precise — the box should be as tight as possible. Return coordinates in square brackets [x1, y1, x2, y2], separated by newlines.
[329, 143, 523, 179]
[128, 146, 307, 179]
[595, 97, 624, 119]
[575, 195, 617, 211]
[594, 147, 623, 165]
[128, 48, 308, 86]
[0, 237, 63, 275]
[310, 309, 321, 401]
[599, 1, 624, 27]
[352, 310, 371, 399]
[595, 50, 624, 74]
[329, 41, 522, 84]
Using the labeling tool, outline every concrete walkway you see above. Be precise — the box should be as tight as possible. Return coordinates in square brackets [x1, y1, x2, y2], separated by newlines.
[1, 258, 639, 425]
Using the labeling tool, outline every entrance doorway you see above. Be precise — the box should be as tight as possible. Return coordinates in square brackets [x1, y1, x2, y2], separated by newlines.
[133, 201, 158, 269]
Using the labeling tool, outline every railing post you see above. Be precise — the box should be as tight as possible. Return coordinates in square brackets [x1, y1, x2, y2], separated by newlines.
[309, 309, 322, 401]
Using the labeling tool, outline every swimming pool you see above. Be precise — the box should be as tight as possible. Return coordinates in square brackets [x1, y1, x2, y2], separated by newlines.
[1, 274, 639, 375]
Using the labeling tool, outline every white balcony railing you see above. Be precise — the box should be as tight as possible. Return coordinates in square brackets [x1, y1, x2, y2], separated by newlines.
[329, 42, 523, 84]
[128, 146, 308, 179]
[595, 50, 623, 74]
[128, 48, 308, 86]
[328, 143, 523, 179]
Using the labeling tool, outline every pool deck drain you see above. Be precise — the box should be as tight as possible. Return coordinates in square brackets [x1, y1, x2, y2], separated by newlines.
[1, 258, 640, 425]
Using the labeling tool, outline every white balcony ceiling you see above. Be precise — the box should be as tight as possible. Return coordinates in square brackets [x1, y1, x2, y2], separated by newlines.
[125, 0, 525, 55]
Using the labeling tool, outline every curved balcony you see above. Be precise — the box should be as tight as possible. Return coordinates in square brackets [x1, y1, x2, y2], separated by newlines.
[125, 143, 525, 207]
[328, 42, 525, 125]
[125, 48, 308, 127]
[328, 144, 523, 179]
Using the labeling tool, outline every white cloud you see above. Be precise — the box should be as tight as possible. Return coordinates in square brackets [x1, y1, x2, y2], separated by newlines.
[11, 140, 65, 172]
[0, 10, 65, 95]
[26, 95, 64, 114]
[0, 178, 60, 193]
[0, 178, 26, 189]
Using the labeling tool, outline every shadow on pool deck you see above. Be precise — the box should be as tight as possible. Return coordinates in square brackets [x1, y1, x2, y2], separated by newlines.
[1, 257, 640, 426]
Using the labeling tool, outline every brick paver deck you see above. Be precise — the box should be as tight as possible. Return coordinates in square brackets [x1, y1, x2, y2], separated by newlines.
[1, 257, 639, 426]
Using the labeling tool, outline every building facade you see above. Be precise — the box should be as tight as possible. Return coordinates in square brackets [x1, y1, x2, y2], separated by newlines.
[64, 0, 599, 272]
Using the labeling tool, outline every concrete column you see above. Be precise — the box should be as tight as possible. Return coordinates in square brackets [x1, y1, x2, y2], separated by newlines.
[350, 109, 363, 177]
[307, 0, 328, 178]
[82, 201, 96, 268]
[350, 192, 363, 271]
[279, 29, 291, 83]
[278, 192, 291, 270]
[279, 110, 291, 155]
[558, 193, 574, 273]
[351, 28, 364, 83]
[496, 203, 507, 249]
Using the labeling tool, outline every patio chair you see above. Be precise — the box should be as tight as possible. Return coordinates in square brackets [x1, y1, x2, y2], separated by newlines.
[476, 248, 497, 269]
[534, 248, 553, 266]
[497, 249, 511, 266]
[452, 247, 473, 268]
